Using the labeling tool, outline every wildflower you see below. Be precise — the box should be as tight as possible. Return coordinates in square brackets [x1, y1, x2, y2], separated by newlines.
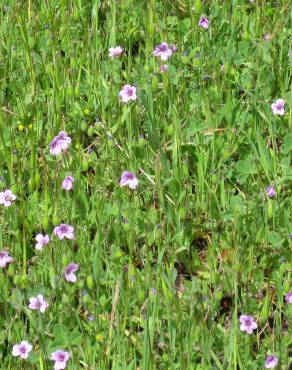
[12, 341, 32, 359]
[160, 64, 168, 73]
[119, 171, 138, 190]
[53, 224, 74, 240]
[50, 349, 70, 370]
[289, 233, 292, 240]
[18, 124, 25, 131]
[28, 295, 49, 313]
[95, 334, 104, 342]
[108, 46, 123, 58]
[62, 176, 74, 191]
[239, 314, 257, 334]
[64, 263, 79, 282]
[153, 42, 173, 61]
[198, 16, 209, 29]
[0, 250, 13, 268]
[265, 355, 278, 369]
[49, 131, 71, 156]
[271, 99, 285, 116]
[266, 186, 276, 198]
[0, 189, 16, 207]
[35, 234, 50, 250]
[263, 34, 271, 41]
[285, 292, 292, 303]
[119, 85, 137, 103]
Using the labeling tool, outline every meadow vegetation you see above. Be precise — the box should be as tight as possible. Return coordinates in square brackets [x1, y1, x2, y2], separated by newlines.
[0, 1, 291, 369]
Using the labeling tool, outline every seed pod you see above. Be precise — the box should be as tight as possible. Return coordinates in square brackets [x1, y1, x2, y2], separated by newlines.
[86, 276, 94, 290]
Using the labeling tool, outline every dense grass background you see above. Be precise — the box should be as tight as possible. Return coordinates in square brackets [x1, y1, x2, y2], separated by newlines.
[0, 0, 291, 369]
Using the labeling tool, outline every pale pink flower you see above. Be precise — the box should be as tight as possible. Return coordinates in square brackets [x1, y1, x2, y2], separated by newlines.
[62, 176, 74, 191]
[119, 171, 138, 190]
[12, 341, 32, 359]
[271, 99, 285, 116]
[198, 16, 209, 29]
[265, 355, 278, 369]
[263, 34, 271, 41]
[64, 263, 79, 282]
[53, 224, 74, 240]
[28, 294, 49, 313]
[108, 46, 123, 58]
[0, 189, 16, 207]
[50, 349, 70, 370]
[153, 42, 173, 61]
[35, 234, 49, 250]
[119, 85, 137, 103]
[0, 250, 13, 268]
[239, 315, 257, 334]
[160, 64, 168, 73]
[49, 131, 71, 156]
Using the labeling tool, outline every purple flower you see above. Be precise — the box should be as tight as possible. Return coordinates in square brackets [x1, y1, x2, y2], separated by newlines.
[160, 64, 168, 73]
[271, 99, 285, 116]
[119, 171, 138, 190]
[12, 341, 32, 359]
[239, 315, 257, 334]
[28, 294, 49, 313]
[49, 131, 71, 156]
[0, 189, 16, 207]
[53, 224, 74, 240]
[50, 349, 70, 370]
[266, 186, 276, 198]
[119, 85, 137, 103]
[265, 355, 278, 369]
[289, 233, 292, 240]
[64, 263, 79, 282]
[198, 16, 209, 29]
[0, 250, 13, 268]
[153, 42, 173, 61]
[62, 176, 74, 191]
[35, 234, 49, 250]
[108, 46, 123, 58]
[285, 292, 292, 303]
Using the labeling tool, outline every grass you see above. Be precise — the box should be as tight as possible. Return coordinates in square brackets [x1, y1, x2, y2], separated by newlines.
[0, 0, 291, 369]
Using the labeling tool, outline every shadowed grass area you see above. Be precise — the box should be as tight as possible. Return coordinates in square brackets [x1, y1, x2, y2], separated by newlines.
[0, 1, 291, 369]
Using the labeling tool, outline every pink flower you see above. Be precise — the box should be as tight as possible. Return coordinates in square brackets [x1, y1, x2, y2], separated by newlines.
[62, 176, 74, 191]
[198, 16, 209, 29]
[119, 85, 137, 103]
[119, 171, 138, 190]
[265, 355, 278, 369]
[285, 292, 292, 303]
[266, 186, 276, 198]
[12, 341, 32, 359]
[153, 42, 173, 61]
[271, 99, 285, 116]
[0, 189, 16, 207]
[64, 263, 79, 282]
[263, 34, 271, 41]
[28, 294, 49, 313]
[49, 131, 71, 156]
[50, 349, 70, 370]
[239, 315, 257, 334]
[108, 46, 123, 58]
[35, 234, 50, 250]
[160, 64, 168, 73]
[0, 250, 13, 268]
[53, 224, 74, 240]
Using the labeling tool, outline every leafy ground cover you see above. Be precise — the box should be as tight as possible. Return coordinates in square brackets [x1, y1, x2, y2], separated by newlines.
[0, 1, 291, 369]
